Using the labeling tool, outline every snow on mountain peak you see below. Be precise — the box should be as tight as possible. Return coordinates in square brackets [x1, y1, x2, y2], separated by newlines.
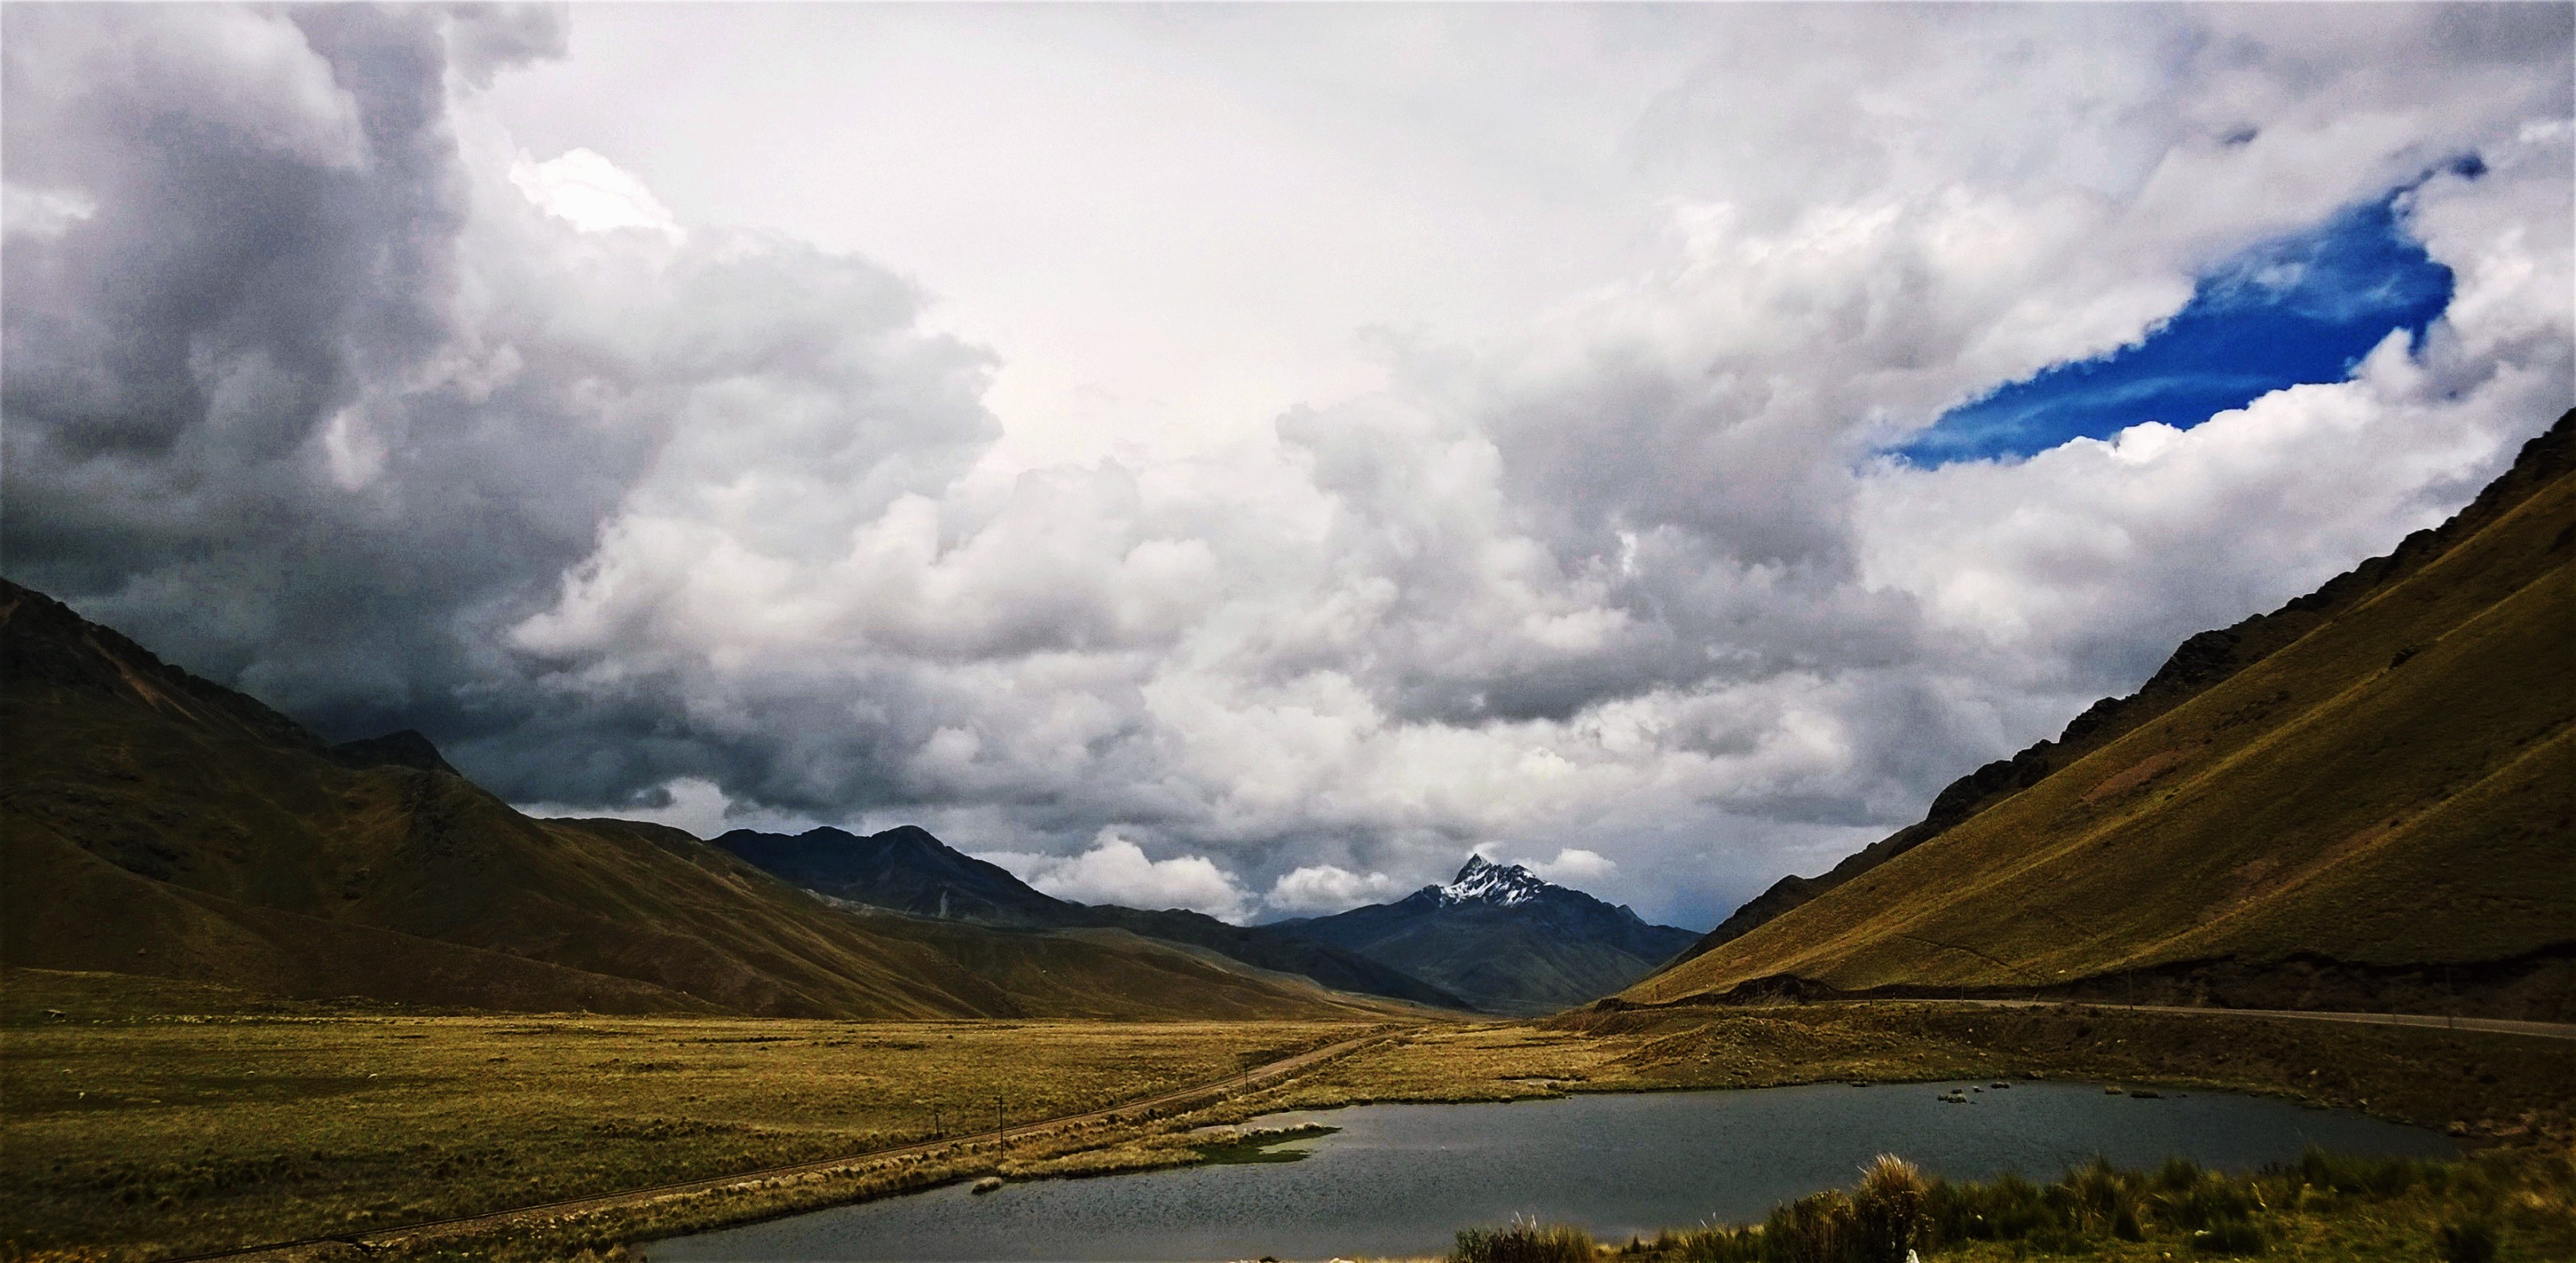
[1438, 855, 1550, 907]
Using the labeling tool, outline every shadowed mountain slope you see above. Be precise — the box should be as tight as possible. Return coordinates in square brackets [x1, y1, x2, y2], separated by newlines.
[0, 582, 1416, 1021]
[1280, 857, 1700, 1016]
[714, 827, 1067, 926]
[712, 826, 1471, 1009]
[1625, 410, 2576, 1019]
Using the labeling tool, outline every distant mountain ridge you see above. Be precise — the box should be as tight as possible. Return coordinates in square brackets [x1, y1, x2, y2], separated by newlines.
[1625, 408, 2576, 1019]
[0, 581, 1418, 1022]
[710, 826, 1471, 1010]
[1281, 856, 1701, 1015]
[714, 826, 1065, 926]
[705, 830, 1695, 1014]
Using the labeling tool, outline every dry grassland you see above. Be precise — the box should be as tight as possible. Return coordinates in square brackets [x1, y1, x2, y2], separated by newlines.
[7, 978, 2570, 1263]
[0, 977, 1359, 1260]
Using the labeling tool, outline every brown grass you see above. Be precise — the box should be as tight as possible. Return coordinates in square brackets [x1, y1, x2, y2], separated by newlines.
[0, 1004, 1363, 1260]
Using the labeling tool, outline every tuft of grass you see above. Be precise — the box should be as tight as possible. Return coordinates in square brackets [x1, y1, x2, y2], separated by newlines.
[1454, 1214, 1597, 1263]
[2153, 1164, 2264, 1233]
[1928, 1170, 2053, 1244]
[1851, 1153, 1928, 1261]
[2048, 1156, 2147, 1241]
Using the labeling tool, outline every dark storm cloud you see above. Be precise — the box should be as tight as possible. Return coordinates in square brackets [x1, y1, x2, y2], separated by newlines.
[3, 6, 566, 718]
[2, 4, 998, 816]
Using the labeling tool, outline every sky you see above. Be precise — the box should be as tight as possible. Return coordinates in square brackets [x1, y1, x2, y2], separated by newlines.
[4, 3, 2570, 929]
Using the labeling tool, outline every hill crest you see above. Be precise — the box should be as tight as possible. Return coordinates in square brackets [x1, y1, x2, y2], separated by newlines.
[1622, 408, 2576, 1020]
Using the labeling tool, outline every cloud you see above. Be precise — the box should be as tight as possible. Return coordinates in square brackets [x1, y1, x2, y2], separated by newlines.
[982, 837, 1256, 923]
[3, 5, 2566, 931]
[1517, 848, 1617, 886]
[509, 147, 683, 239]
[1264, 864, 1411, 916]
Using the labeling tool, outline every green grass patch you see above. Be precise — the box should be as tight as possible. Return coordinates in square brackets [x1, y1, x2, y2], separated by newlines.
[1190, 1122, 1338, 1165]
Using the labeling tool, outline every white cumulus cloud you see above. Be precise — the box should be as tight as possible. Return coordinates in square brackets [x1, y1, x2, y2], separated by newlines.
[982, 836, 1257, 923]
[1264, 864, 1411, 916]
[1516, 848, 1619, 886]
[509, 147, 683, 240]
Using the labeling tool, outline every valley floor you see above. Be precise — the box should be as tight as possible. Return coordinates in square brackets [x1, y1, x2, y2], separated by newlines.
[3, 968, 2570, 1261]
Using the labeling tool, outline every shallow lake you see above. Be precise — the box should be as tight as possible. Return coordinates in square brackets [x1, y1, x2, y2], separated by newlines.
[649, 1080, 2455, 1263]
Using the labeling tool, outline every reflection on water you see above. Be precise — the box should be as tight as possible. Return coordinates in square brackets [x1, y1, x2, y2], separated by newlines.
[650, 1081, 2455, 1263]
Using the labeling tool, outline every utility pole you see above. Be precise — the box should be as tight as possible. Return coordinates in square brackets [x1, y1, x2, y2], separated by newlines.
[995, 1094, 1005, 1145]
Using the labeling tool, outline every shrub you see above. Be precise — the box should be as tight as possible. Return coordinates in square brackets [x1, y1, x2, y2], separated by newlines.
[1454, 1215, 1595, 1263]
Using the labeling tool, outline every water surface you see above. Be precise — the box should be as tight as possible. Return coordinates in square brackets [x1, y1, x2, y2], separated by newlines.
[651, 1081, 2453, 1263]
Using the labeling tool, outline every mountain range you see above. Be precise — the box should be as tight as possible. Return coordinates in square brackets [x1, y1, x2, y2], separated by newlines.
[710, 826, 1471, 1009]
[0, 582, 1423, 1021]
[1624, 407, 2576, 1020]
[708, 828, 1699, 1015]
[1276, 856, 1701, 1015]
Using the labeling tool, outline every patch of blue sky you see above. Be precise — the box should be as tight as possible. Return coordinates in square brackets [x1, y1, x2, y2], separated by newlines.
[1892, 189, 2459, 467]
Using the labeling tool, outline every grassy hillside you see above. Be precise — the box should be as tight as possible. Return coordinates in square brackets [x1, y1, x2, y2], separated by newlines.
[0, 582, 1414, 1022]
[1627, 411, 2576, 1018]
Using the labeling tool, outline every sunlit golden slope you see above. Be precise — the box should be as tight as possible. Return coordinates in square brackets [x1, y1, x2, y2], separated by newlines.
[0, 582, 1415, 1021]
[1626, 411, 2576, 1019]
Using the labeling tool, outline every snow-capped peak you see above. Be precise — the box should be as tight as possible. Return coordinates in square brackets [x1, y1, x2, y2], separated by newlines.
[1437, 855, 1551, 908]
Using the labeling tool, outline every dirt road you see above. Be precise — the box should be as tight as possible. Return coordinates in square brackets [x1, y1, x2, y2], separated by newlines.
[1941, 998, 2576, 1041]
[158, 1028, 1398, 1263]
